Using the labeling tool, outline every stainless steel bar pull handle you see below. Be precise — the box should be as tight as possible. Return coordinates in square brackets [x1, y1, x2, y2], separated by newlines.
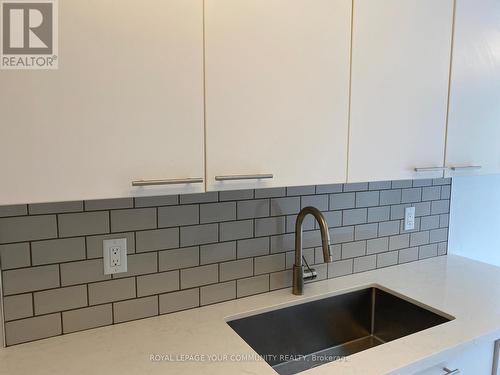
[443, 368, 460, 375]
[450, 165, 482, 171]
[414, 167, 447, 172]
[132, 178, 204, 187]
[215, 174, 274, 181]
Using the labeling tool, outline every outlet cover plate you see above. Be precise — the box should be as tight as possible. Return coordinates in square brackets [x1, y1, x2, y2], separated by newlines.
[103, 238, 127, 275]
[404, 207, 416, 231]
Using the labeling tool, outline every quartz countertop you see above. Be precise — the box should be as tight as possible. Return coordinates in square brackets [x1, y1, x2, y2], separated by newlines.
[1, 255, 500, 375]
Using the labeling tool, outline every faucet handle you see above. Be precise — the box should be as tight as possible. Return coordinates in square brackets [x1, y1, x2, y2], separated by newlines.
[303, 267, 317, 281]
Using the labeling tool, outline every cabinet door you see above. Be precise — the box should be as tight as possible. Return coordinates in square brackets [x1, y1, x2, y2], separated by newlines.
[445, 0, 500, 177]
[204, 0, 351, 191]
[348, 0, 453, 182]
[412, 340, 495, 375]
[0, 0, 205, 205]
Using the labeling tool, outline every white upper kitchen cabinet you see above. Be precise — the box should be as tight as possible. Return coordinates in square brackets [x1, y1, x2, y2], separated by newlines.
[445, 0, 500, 177]
[348, 0, 454, 183]
[0, 0, 205, 205]
[204, 0, 351, 191]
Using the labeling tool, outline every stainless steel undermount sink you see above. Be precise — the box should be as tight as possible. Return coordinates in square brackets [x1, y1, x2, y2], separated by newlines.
[227, 287, 454, 375]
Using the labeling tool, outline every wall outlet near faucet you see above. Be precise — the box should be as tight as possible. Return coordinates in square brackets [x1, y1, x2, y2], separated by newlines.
[103, 238, 127, 275]
[405, 207, 416, 231]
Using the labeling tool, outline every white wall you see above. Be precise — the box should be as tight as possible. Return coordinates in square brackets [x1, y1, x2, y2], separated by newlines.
[449, 174, 500, 266]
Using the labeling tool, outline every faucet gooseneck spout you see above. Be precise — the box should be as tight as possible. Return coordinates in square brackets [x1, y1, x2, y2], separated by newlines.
[293, 206, 333, 295]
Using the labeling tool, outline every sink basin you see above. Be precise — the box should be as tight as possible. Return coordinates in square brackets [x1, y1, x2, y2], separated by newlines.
[227, 287, 453, 375]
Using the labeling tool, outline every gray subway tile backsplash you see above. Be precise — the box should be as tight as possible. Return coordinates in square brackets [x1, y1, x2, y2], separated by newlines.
[62, 304, 113, 334]
[31, 237, 86, 265]
[113, 296, 158, 324]
[0, 215, 57, 243]
[356, 191, 379, 208]
[0, 243, 31, 270]
[237, 199, 270, 220]
[331, 226, 355, 244]
[286, 185, 316, 196]
[0, 204, 28, 218]
[431, 200, 451, 215]
[237, 275, 269, 298]
[315, 184, 343, 194]
[180, 264, 218, 289]
[200, 281, 236, 306]
[85, 198, 134, 211]
[353, 255, 377, 273]
[200, 202, 236, 224]
[34, 285, 87, 315]
[270, 197, 301, 216]
[254, 187, 286, 199]
[159, 247, 199, 271]
[401, 188, 422, 203]
[367, 206, 390, 223]
[200, 241, 236, 265]
[342, 241, 366, 259]
[328, 258, 353, 277]
[5, 314, 61, 346]
[412, 179, 433, 187]
[3, 294, 33, 321]
[59, 211, 109, 237]
[389, 233, 410, 251]
[377, 250, 399, 268]
[134, 194, 179, 208]
[255, 216, 285, 237]
[180, 223, 218, 247]
[219, 258, 253, 282]
[399, 247, 419, 263]
[254, 253, 286, 275]
[28, 201, 83, 215]
[392, 180, 413, 189]
[330, 192, 355, 210]
[137, 271, 179, 297]
[366, 237, 389, 255]
[421, 215, 441, 231]
[419, 243, 439, 259]
[344, 182, 369, 192]
[219, 220, 253, 241]
[88, 278, 136, 305]
[158, 205, 199, 228]
[380, 189, 401, 206]
[368, 181, 392, 190]
[378, 220, 400, 237]
[301, 195, 329, 211]
[441, 185, 452, 199]
[410, 231, 430, 247]
[60, 259, 110, 286]
[219, 189, 254, 202]
[135, 228, 179, 253]
[110, 208, 156, 232]
[0, 178, 451, 346]
[269, 269, 293, 290]
[422, 186, 442, 201]
[237, 237, 269, 259]
[3, 265, 60, 295]
[354, 223, 378, 241]
[342, 208, 367, 226]
[159, 289, 199, 314]
[180, 192, 218, 205]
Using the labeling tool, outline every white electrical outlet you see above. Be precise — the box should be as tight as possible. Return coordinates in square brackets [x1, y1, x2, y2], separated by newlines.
[103, 238, 127, 275]
[404, 207, 416, 231]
